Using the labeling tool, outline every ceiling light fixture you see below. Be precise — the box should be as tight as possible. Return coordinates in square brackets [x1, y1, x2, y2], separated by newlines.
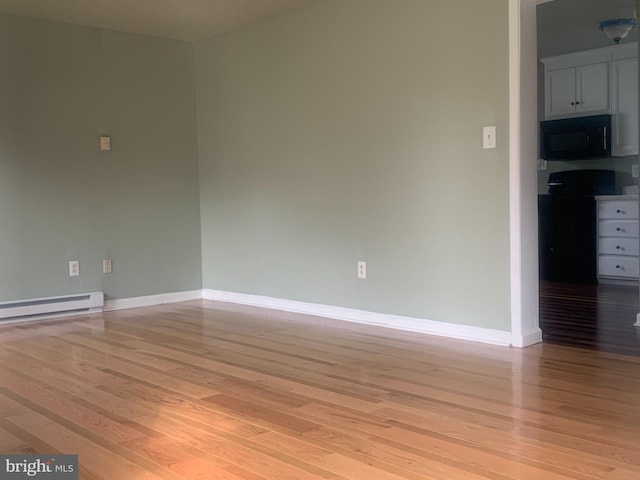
[599, 18, 637, 44]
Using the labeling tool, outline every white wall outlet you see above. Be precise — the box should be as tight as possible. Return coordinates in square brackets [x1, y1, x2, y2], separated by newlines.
[357, 261, 366, 279]
[100, 135, 111, 151]
[69, 260, 80, 277]
[537, 159, 547, 170]
[483, 126, 497, 149]
[103, 259, 112, 274]
[633, 164, 639, 178]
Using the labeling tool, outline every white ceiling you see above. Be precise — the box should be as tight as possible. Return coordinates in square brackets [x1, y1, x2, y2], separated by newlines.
[0, 0, 326, 42]
[538, 0, 638, 57]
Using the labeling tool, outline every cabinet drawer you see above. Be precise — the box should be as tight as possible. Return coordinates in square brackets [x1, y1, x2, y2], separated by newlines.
[598, 255, 639, 278]
[598, 200, 639, 219]
[598, 219, 639, 237]
[599, 237, 639, 256]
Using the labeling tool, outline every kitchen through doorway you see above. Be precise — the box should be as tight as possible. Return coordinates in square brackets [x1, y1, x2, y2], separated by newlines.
[536, 0, 640, 355]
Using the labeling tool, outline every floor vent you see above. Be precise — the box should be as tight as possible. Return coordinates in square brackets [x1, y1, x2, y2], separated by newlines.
[0, 292, 104, 323]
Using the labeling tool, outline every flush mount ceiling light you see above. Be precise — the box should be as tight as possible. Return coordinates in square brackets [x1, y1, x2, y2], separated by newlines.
[599, 18, 637, 44]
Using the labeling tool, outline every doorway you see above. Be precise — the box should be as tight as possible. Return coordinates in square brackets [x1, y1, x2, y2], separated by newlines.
[521, 0, 640, 354]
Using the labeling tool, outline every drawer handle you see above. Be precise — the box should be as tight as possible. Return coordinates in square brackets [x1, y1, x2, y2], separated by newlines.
[616, 246, 622, 250]
[616, 265, 622, 269]
[617, 209, 623, 214]
[617, 228, 624, 232]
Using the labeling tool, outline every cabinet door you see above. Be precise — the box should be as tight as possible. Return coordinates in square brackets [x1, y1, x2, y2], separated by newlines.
[611, 57, 638, 157]
[546, 67, 576, 117]
[576, 62, 609, 114]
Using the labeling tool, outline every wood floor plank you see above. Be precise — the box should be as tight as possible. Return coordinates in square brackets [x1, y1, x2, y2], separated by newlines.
[540, 281, 640, 355]
[7, 412, 174, 480]
[0, 368, 146, 445]
[0, 425, 26, 452]
[2, 300, 640, 479]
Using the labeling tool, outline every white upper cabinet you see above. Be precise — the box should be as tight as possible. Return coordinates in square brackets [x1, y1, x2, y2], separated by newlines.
[611, 57, 638, 157]
[544, 62, 609, 118]
[546, 67, 579, 117]
[541, 43, 637, 158]
[576, 63, 610, 113]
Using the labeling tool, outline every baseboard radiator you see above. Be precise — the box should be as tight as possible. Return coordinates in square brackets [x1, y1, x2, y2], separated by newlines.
[0, 292, 104, 322]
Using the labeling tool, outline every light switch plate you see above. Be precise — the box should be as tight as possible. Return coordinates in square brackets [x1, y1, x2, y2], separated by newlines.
[100, 135, 111, 151]
[483, 126, 496, 149]
[537, 159, 547, 170]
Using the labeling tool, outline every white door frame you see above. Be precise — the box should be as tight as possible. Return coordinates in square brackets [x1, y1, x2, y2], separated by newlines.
[509, 0, 553, 347]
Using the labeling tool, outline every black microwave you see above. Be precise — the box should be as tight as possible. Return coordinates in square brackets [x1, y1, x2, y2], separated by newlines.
[540, 114, 611, 160]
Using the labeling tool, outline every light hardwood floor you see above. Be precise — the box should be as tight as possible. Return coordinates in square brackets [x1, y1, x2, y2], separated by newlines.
[1, 300, 640, 479]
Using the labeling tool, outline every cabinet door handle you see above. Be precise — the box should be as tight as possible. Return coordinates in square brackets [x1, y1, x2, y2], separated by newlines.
[570, 102, 575, 106]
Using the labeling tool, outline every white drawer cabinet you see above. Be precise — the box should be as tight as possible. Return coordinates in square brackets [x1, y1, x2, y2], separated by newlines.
[598, 200, 639, 219]
[599, 237, 639, 256]
[598, 256, 639, 279]
[598, 220, 639, 237]
[597, 197, 639, 284]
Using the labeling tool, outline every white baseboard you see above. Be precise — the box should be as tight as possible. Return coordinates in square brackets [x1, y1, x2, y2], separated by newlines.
[14, 288, 529, 347]
[202, 289, 512, 346]
[512, 328, 543, 348]
[104, 290, 203, 311]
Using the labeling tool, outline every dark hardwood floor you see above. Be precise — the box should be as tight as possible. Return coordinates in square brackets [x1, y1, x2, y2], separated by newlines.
[540, 280, 640, 355]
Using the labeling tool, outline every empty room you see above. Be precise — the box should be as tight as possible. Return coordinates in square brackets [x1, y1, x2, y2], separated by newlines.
[1, 0, 640, 479]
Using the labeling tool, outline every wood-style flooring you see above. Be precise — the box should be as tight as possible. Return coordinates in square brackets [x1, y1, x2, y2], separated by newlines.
[540, 281, 640, 356]
[2, 300, 640, 479]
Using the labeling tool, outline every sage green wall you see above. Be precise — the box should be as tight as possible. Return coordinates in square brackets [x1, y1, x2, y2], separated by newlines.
[0, 15, 202, 302]
[196, 0, 511, 330]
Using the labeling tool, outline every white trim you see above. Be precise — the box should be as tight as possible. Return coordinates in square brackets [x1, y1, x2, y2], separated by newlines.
[513, 328, 544, 347]
[509, 0, 523, 347]
[509, 0, 544, 348]
[104, 290, 203, 311]
[203, 290, 512, 346]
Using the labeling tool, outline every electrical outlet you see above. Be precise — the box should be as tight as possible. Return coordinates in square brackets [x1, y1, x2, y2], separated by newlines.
[357, 261, 366, 279]
[69, 260, 80, 277]
[537, 159, 547, 170]
[103, 259, 112, 274]
[100, 135, 111, 151]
